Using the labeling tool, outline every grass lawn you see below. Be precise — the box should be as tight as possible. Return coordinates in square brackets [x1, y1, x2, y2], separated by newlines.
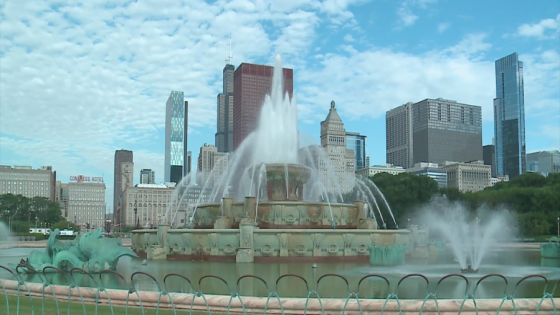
[1, 294, 230, 315]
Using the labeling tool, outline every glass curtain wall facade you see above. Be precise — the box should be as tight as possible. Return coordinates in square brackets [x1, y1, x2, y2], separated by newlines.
[165, 91, 186, 184]
[346, 132, 367, 170]
[494, 53, 526, 178]
[216, 64, 235, 152]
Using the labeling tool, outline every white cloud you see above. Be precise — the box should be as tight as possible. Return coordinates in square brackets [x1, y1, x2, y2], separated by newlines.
[297, 33, 559, 130]
[0, 1, 558, 209]
[395, 0, 438, 29]
[343, 34, 355, 42]
[516, 14, 560, 40]
[437, 22, 450, 33]
[396, 3, 418, 28]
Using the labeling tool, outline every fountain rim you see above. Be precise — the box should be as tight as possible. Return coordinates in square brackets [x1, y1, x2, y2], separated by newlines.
[193, 200, 361, 208]
[246, 162, 313, 174]
[132, 228, 412, 233]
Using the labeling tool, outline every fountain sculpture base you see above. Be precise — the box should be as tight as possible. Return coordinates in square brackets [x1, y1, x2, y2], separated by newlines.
[368, 244, 407, 266]
[461, 265, 478, 274]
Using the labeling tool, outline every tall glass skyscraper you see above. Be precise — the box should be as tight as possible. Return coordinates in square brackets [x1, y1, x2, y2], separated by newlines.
[346, 132, 367, 170]
[494, 53, 526, 178]
[165, 91, 187, 184]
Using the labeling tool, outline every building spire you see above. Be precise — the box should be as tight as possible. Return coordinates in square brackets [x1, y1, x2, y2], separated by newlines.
[225, 33, 233, 65]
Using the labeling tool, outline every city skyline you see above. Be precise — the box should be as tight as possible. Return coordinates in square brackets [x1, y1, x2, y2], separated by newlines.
[0, 1, 558, 209]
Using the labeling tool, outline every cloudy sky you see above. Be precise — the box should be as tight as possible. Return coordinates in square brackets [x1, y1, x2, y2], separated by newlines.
[0, 0, 559, 211]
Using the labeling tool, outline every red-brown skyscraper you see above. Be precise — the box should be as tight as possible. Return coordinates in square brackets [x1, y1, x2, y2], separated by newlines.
[233, 63, 293, 151]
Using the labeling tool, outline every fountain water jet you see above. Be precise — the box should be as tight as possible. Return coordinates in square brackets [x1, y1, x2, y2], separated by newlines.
[420, 196, 513, 272]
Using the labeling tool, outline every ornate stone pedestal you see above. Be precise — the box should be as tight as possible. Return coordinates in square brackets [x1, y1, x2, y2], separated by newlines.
[147, 245, 167, 260]
[157, 224, 170, 253]
[359, 218, 378, 230]
[214, 216, 231, 229]
[411, 228, 429, 259]
[236, 222, 255, 263]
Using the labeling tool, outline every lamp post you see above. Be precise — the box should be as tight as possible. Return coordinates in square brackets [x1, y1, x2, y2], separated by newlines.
[134, 194, 138, 229]
[557, 217, 559, 237]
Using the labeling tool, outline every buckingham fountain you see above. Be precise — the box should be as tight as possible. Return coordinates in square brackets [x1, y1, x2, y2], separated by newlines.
[130, 55, 413, 265]
[1, 55, 558, 314]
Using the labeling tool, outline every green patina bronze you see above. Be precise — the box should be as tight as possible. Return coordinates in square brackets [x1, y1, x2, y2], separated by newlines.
[368, 244, 407, 266]
[428, 239, 447, 252]
[541, 237, 560, 259]
[13, 228, 138, 273]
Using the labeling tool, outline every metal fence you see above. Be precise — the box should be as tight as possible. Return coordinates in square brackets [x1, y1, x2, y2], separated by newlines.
[0, 264, 558, 314]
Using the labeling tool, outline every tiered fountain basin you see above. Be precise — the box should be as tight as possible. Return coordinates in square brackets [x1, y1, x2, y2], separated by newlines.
[132, 227, 411, 262]
[132, 163, 411, 263]
[192, 201, 360, 229]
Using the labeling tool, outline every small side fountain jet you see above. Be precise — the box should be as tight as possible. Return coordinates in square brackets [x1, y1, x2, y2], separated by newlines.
[461, 264, 478, 274]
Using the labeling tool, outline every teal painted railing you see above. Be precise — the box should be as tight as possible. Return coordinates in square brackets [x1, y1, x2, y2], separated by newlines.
[0, 264, 558, 314]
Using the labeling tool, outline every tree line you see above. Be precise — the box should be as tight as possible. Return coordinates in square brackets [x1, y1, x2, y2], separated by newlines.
[366, 172, 560, 236]
[0, 194, 79, 233]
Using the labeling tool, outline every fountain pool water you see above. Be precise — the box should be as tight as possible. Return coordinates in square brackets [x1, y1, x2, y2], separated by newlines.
[1, 246, 557, 300]
[131, 55, 409, 263]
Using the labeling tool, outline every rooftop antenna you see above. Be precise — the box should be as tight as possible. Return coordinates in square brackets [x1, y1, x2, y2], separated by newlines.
[225, 33, 233, 65]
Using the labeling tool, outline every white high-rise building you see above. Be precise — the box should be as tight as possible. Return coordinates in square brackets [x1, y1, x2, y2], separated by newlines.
[67, 180, 106, 230]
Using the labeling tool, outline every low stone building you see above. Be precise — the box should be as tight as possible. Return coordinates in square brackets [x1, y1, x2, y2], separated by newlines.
[441, 160, 491, 192]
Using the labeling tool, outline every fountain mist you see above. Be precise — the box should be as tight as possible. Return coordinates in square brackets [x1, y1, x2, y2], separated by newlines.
[420, 196, 514, 270]
[0, 222, 10, 242]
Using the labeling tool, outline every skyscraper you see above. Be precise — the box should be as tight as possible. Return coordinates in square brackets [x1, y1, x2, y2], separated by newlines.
[483, 145, 496, 177]
[186, 151, 192, 175]
[319, 101, 355, 193]
[346, 132, 367, 170]
[494, 52, 526, 178]
[216, 64, 235, 152]
[113, 149, 133, 226]
[164, 91, 187, 184]
[139, 169, 155, 184]
[412, 98, 482, 164]
[386, 103, 413, 168]
[386, 98, 483, 167]
[232, 63, 293, 151]
[183, 100, 189, 178]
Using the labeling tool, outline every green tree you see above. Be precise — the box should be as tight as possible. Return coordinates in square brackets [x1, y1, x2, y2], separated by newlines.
[370, 172, 439, 227]
[51, 220, 80, 232]
[0, 194, 63, 229]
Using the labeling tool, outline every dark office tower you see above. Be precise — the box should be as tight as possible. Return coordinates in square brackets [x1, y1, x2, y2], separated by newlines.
[186, 151, 192, 175]
[346, 132, 367, 170]
[386, 103, 414, 168]
[216, 64, 235, 152]
[139, 169, 155, 184]
[113, 149, 133, 225]
[183, 100, 189, 178]
[164, 91, 186, 184]
[412, 98, 483, 164]
[483, 144, 496, 177]
[232, 63, 293, 151]
[494, 52, 526, 179]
